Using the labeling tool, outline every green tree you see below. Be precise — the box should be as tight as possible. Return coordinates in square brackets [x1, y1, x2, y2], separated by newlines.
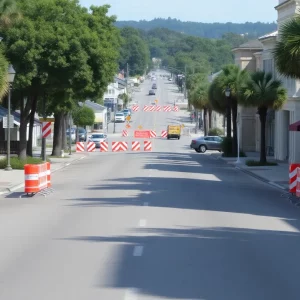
[273, 15, 300, 79]
[0, 0, 21, 28]
[240, 71, 287, 164]
[73, 105, 95, 127]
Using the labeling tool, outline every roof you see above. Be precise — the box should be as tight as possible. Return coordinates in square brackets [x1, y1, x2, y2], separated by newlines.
[80, 100, 107, 112]
[275, 0, 291, 10]
[0, 105, 41, 127]
[259, 30, 278, 41]
[232, 39, 263, 52]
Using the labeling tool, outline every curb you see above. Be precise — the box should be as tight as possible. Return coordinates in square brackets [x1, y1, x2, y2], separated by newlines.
[208, 154, 288, 191]
[0, 155, 86, 196]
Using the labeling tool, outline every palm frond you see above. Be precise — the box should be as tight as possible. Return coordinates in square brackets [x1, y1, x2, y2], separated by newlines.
[273, 16, 300, 78]
[240, 71, 287, 110]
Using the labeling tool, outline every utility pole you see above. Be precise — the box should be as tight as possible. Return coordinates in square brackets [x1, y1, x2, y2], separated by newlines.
[41, 92, 46, 161]
[184, 64, 187, 100]
[126, 63, 129, 106]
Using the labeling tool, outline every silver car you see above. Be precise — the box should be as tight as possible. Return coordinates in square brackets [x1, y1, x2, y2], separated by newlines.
[88, 133, 107, 148]
[190, 136, 223, 153]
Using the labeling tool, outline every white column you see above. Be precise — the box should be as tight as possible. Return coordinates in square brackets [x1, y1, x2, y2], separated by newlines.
[274, 110, 288, 161]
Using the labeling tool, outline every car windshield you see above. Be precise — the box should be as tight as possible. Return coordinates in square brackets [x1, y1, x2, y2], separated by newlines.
[78, 128, 85, 133]
[116, 113, 124, 116]
[91, 134, 104, 139]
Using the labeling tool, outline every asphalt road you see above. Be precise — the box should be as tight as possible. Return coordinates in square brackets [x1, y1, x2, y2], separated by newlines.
[1, 71, 300, 300]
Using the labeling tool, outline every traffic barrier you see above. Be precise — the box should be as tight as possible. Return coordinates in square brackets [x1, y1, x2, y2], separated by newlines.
[76, 142, 85, 152]
[173, 106, 179, 112]
[155, 105, 161, 111]
[143, 105, 150, 111]
[144, 140, 152, 151]
[161, 130, 167, 138]
[297, 168, 300, 197]
[100, 141, 108, 152]
[112, 141, 128, 152]
[289, 163, 300, 193]
[134, 130, 151, 139]
[24, 163, 48, 194]
[122, 130, 128, 137]
[132, 141, 140, 151]
[132, 105, 139, 111]
[163, 105, 172, 112]
[150, 130, 156, 138]
[149, 106, 155, 111]
[87, 142, 95, 152]
[46, 162, 51, 188]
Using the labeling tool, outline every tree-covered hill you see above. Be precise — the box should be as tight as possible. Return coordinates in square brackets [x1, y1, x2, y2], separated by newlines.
[115, 18, 277, 39]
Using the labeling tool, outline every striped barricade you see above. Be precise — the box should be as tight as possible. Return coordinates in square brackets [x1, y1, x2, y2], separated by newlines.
[76, 142, 85, 152]
[144, 141, 152, 151]
[87, 142, 95, 152]
[163, 105, 172, 112]
[289, 163, 300, 193]
[150, 131, 156, 138]
[122, 130, 128, 137]
[161, 130, 167, 138]
[132, 141, 140, 151]
[112, 141, 128, 152]
[100, 141, 108, 152]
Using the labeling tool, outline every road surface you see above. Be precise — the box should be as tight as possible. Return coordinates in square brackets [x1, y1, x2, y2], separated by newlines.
[1, 70, 300, 300]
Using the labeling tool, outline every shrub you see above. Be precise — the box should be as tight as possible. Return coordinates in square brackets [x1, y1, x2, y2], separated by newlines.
[221, 136, 233, 156]
[208, 127, 223, 136]
[0, 157, 47, 170]
[246, 160, 278, 166]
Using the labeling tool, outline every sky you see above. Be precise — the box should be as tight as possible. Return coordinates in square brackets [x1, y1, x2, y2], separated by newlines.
[79, 0, 278, 23]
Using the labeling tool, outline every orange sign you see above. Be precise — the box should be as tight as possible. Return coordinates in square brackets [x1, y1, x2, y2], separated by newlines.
[126, 124, 131, 129]
[134, 130, 151, 139]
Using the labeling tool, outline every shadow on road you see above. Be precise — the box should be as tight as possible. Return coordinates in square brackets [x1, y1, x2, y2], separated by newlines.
[64, 226, 300, 300]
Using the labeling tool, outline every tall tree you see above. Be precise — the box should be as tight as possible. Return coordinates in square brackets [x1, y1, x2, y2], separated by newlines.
[240, 71, 287, 164]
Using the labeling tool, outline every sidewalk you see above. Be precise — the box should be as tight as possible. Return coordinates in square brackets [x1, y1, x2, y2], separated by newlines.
[209, 151, 289, 191]
[0, 153, 85, 195]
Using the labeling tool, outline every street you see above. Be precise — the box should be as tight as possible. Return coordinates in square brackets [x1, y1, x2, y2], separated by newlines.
[1, 71, 300, 300]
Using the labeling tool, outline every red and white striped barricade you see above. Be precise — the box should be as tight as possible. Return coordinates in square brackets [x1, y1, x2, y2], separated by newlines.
[143, 105, 150, 111]
[100, 141, 108, 152]
[122, 130, 128, 137]
[289, 163, 300, 193]
[42, 122, 51, 138]
[296, 168, 300, 197]
[161, 130, 167, 138]
[155, 105, 161, 111]
[144, 141, 152, 151]
[150, 131, 156, 138]
[132, 105, 139, 112]
[163, 105, 172, 112]
[87, 142, 95, 152]
[149, 106, 155, 112]
[132, 141, 140, 151]
[112, 141, 128, 152]
[173, 106, 179, 112]
[76, 142, 85, 152]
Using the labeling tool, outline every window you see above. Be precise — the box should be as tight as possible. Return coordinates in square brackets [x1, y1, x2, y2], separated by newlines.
[263, 59, 274, 76]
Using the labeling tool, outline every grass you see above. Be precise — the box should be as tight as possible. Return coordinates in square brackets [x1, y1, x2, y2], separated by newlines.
[0, 156, 48, 170]
[245, 159, 278, 167]
[49, 155, 70, 158]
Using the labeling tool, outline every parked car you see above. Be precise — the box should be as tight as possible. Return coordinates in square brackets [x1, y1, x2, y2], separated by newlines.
[77, 127, 87, 142]
[149, 89, 155, 95]
[66, 128, 76, 142]
[115, 112, 125, 122]
[123, 108, 131, 116]
[88, 133, 107, 148]
[190, 136, 223, 153]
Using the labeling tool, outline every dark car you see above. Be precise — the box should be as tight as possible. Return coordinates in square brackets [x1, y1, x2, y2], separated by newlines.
[152, 83, 157, 89]
[149, 89, 156, 95]
[77, 127, 87, 142]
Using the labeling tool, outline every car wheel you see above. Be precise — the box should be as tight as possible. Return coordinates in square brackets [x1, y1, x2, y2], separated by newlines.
[199, 145, 207, 153]
[195, 148, 201, 153]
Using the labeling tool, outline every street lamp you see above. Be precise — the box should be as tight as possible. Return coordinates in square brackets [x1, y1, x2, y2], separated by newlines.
[5, 64, 16, 171]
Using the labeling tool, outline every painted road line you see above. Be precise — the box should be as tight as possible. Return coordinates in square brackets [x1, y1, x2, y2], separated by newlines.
[139, 219, 147, 227]
[124, 288, 138, 300]
[133, 245, 144, 256]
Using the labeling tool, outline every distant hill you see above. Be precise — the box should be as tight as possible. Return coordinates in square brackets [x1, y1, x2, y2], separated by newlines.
[115, 18, 277, 39]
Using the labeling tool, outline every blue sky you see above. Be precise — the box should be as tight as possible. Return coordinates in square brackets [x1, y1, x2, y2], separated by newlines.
[79, 0, 278, 23]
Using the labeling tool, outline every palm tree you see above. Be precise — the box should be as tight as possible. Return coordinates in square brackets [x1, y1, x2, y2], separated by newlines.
[218, 65, 249, 156]
[190, 81, 210, 135]
[273, 15, 300, 79]
[240, 71, 287, 164]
